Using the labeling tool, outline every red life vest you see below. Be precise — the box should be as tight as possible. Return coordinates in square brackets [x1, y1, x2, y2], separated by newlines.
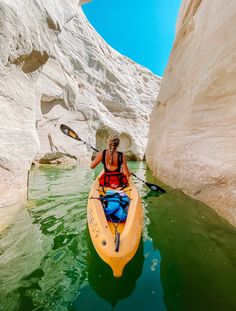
[99, 172, 129, 189]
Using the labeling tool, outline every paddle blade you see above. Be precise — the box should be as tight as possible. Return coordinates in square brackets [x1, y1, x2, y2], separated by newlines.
[131, 172, 166, 193]
[60, 124, 81, 141]
[145, 182, 166, 193]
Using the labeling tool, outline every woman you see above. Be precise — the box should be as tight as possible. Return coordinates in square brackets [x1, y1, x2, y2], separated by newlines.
[90, 134, 130, 187]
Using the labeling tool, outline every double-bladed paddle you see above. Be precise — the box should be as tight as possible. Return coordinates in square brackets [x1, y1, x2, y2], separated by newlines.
[60, 124, 166, 193]
[60, 124, 99, 152]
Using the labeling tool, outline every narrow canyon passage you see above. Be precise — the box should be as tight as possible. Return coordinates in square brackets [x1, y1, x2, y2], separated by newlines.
[1, 1, 236, 311]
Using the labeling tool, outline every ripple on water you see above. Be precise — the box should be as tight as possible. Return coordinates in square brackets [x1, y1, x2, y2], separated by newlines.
[0, 163, 236, 311]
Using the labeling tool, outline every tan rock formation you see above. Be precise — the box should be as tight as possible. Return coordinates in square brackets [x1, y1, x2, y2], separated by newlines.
[146, 0, 236, 226]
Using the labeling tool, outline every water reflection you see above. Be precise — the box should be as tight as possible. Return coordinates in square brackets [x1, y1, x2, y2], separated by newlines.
[145, 188, 236, 311]
[1, 163, 236, 311]
[0, 166, 91, 311]
[0, 205, 43, 311]
[87, 230, 144, 306]
[71, 231, 167, 311]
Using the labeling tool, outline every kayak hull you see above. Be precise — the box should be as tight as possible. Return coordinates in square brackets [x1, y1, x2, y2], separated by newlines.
[87, 173, 143, 277]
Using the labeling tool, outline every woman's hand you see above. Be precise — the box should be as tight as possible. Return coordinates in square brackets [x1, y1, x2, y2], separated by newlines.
[90, 151, 102, 169]
[122, 154, 131, 177]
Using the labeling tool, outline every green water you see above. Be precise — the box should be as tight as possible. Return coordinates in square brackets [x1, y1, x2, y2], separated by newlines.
[0, 162, 236, 311]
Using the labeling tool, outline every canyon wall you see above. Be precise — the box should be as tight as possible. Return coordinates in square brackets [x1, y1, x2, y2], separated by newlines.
[35, 6, 161, 165]
[146, 0, 236, 226]
[0, 0, 160, 208]
[0, 0, 80, 207]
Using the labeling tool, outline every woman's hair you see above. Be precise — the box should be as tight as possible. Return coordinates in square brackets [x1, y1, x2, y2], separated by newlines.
[107, 134, 120, 165]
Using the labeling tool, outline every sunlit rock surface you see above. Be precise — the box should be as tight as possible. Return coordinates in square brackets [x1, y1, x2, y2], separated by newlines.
[146, 0, 236, 226]
[35, 10, 161, 164]
[0, 0, 83, 207]
[0, 0, 160, 207]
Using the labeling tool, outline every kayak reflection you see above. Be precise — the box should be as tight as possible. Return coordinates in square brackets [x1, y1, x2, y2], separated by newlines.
[86, 228, 144, 307]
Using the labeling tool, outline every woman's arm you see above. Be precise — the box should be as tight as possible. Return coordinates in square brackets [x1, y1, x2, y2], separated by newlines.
[122, 154, 131, 177]
[90, 151, 103, 169]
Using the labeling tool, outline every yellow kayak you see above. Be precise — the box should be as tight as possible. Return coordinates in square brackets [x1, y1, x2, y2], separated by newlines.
[87, 173, 143, 277]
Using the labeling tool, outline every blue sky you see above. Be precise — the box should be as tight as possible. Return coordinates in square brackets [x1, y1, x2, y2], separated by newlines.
[83, 0, 182, 76]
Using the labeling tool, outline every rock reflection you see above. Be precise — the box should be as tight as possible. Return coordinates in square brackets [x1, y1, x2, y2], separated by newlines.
[146, 189, 236, 311]
[0, 205, 43, 311]
[2, 163, 235, 311]
[0, 165, 91, 311]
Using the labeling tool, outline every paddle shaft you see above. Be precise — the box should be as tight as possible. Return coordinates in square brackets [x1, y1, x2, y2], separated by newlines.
[131, 172, 144, 182]
[72, 136, 99, 153]
[60, 124, 166, 193]
[86, 143, 98, 153]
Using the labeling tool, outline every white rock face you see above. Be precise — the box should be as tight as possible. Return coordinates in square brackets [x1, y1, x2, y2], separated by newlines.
[35, 9, 161, 164]
[0, 0, 84, 207]
[146, 0, 236, 226]
[0, 0, 160, 207]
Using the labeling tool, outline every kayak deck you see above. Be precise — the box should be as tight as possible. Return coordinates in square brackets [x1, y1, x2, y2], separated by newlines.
[87, 174, 143, 277]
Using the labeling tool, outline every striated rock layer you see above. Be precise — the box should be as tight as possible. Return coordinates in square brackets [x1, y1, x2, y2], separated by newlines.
[0, 0, 160, 207]
[35, 7, 161, 164]
[146, 0, 236, 226]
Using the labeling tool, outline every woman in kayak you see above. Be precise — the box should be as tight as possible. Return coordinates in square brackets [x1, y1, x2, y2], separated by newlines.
[90, 134, 130, 187]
